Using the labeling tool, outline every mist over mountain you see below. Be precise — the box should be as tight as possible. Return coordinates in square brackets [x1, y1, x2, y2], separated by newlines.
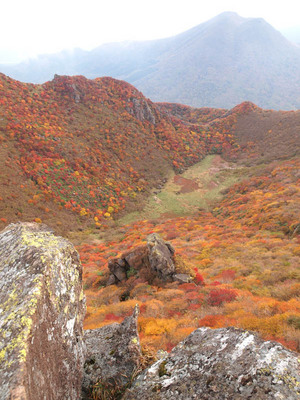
[1, 12, 300, 110]
[282, 25, 300, 44]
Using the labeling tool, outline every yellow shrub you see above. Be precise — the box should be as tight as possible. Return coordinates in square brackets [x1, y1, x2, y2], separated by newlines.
[142, 318, 178, 336]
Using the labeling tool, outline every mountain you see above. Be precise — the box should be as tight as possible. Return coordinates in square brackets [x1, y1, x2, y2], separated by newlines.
[1, 12, 300, 110]
[0, 72, 244, 234]
[0, 73, 299, 358]
[1, 72, 299, 235]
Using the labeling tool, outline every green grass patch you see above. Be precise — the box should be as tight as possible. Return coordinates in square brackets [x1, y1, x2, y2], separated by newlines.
[117, 155, 248, 225]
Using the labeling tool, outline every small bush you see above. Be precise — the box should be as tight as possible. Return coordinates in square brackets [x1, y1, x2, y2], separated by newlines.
[194, 272, 205, 285]
[207, 288, 237, 306]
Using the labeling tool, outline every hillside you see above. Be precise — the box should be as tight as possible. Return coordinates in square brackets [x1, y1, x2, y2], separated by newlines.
[1, 12, 300, 110]
[0, 72, 244, 234]
[1, 73, 299, 234]
[0, 73, 299, 359]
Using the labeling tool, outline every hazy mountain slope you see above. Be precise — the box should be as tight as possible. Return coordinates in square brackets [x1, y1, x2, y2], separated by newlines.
[1, 12, 300, 110]
[0, 48, 89, 84]
[133, 12, 300, 109]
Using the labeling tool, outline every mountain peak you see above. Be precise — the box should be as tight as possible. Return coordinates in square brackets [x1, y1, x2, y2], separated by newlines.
[207, 11, 272, 29]
[213, 11, 244, 21]
[1, 12, 299, 110]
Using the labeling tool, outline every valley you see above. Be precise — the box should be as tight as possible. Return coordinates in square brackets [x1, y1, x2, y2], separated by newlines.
[117, 154, 245, 225]
[80, 156, 300, 354]
[0, 73, 299, 359]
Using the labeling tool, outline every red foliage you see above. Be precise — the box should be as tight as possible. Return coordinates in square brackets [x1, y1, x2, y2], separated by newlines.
[0, 73, 241, 225]
[104, 313, 121, 321]
[210, 281, 221, 286]
[198, 314, 225, 328]
[207, 288, 237, 306]
[194, 272, 205, 285]
[221, 269, 236, 282]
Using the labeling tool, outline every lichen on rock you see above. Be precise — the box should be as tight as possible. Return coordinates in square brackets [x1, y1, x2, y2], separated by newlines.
[123, 327, 300, 400]
[147, 233, 176, 280]
[82, 305, 142, 399]
[0, 222, 86, 399]
[107, 233, 180, 285]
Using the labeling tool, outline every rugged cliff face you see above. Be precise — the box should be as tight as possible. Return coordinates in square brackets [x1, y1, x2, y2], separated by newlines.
[0, 222, 86, 400]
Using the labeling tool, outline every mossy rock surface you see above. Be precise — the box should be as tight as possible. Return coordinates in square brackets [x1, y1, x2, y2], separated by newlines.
[0, 222, 86, 400]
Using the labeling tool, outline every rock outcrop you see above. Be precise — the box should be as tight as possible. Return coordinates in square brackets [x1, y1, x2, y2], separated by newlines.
[82, 305, 142, 399]
[107, 233, 182, 285]
[0, 222, 86, 400]
[124, 327, 300, 400]
[127, 98, 156, 124]
[147, 233, 175, 280]
[107, 245, 149, 285]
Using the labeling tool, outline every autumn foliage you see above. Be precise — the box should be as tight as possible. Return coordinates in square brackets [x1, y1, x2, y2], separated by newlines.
[0, 73, 299, 354]
[0, 73, 241, 230]
[79, 156, 300, 353]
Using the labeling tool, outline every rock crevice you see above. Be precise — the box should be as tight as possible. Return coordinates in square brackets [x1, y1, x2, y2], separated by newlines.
[82, 305, 142, 399]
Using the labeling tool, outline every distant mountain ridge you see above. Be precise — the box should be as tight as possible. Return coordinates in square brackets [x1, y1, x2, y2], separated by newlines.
[1, 12, 300, 110]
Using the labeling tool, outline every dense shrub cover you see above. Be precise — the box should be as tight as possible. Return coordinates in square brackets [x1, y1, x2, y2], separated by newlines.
[0, 73, 299, 354]
[79, 158, 300, 353]
[0, 73, 240, 229]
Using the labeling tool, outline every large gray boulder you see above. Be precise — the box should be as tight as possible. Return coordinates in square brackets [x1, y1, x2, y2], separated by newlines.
[107, 233, 177, 285]
[147, 233, 175, 280]
[0, 222, 86, 400]
[82, 305, 142, 399]
[124, 327, 300, 400]
[107, 245, 149, 285]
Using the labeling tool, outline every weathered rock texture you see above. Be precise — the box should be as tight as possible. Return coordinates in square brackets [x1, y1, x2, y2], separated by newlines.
[107, 233, 183, 285]
[0, 222, 86, 400]
[107, 245, 149, 285]
[124, 327, 300, 400]
[82, 305, 142, 399]
[147, 233, 175, 279]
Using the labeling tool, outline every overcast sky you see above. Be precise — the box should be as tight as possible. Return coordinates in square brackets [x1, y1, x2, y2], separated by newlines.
[1, 0, 299, 63]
